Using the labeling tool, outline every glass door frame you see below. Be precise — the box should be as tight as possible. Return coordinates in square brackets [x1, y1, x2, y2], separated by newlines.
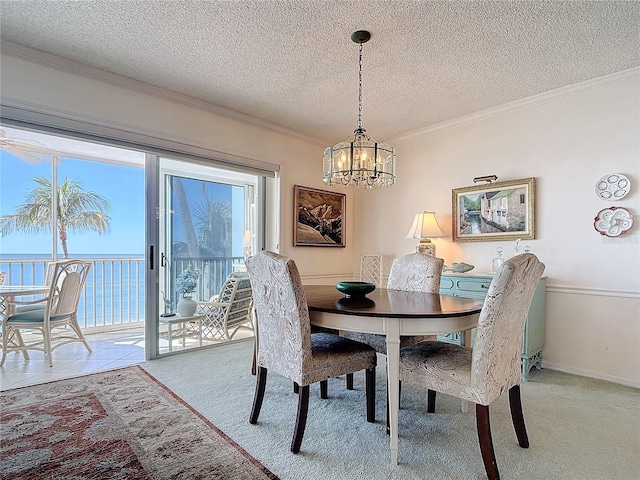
[146, 156, 262, 359]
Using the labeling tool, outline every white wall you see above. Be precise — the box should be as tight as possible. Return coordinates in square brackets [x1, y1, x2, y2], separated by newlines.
[2, 46, 638, 386]
[353, 73, 640, 387]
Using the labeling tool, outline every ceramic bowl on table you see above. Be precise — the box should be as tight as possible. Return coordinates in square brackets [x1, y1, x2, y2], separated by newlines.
[335, 281, 376, 298]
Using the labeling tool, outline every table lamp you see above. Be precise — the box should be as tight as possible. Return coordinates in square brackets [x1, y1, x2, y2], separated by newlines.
[405, 211, 447, 256]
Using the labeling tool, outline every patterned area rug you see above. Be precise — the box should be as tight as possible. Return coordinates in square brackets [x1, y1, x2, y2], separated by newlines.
[0, 366, 279, 479]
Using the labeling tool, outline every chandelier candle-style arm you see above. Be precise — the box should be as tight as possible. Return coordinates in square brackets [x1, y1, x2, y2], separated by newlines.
[323, 30, 396, 189]
[406, 212, 447, 256]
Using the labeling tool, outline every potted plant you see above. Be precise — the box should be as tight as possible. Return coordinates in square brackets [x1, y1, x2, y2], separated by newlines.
[176, 265, 201, 316]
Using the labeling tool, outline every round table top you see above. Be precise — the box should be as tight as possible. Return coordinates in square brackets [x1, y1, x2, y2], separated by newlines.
[303, 285, 483, 318]
[0, 285, 49, 295]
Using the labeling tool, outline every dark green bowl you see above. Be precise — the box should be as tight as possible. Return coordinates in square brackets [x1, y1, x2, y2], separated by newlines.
[335, 281, 376, 297]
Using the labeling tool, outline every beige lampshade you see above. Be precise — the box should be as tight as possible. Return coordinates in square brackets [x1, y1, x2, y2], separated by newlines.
[405, 212, 447, 239]
[405, 212, 447, 256]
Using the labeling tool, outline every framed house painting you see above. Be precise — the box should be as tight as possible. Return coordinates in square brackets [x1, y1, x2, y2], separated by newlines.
[452, 177, 535, 242]
[294, 185, 345, 247]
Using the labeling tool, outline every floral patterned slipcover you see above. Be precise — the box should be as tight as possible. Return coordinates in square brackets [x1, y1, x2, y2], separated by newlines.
[345, 253, 445, 352]
[399, 253, 545, 405]
[246, 251, 377, 387]
[387, 253, 444, 293]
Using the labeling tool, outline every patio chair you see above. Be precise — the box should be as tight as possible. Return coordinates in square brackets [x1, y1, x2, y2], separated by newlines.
[0, 259, 92, 367]
[196, 272, 254, 341]
[246, 251, 377, 453]
[398, 254, 545, 480]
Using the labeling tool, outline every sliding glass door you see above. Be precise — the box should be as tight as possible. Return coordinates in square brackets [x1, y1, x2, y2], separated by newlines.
[150, 157, 258, 355]
[2, 123, 269, 361]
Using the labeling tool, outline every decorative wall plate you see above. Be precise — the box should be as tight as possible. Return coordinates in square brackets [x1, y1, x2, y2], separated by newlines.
[594, 207, 634, 237]
[595, 173, 631, 201]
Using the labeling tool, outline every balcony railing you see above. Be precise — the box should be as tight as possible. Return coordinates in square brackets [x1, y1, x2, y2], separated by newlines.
[0, 256, 245, 331]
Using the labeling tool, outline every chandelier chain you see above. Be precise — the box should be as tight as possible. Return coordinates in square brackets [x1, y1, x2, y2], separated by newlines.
[357, 40, 364, 130]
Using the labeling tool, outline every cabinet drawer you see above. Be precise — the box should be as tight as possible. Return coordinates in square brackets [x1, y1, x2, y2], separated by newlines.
[455, 278, 492, 294]
[440, 277, 456, 291]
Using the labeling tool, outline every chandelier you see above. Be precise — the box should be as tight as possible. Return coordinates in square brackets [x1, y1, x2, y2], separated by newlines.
[323, 31, 396, 189]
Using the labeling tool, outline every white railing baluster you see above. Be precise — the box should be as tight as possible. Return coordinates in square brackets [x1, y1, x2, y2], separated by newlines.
[0, 256, 243, 332]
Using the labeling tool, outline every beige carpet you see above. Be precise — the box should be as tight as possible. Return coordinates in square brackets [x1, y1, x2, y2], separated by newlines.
[141, 339, 640, 480]
[0, 366, 278, 479]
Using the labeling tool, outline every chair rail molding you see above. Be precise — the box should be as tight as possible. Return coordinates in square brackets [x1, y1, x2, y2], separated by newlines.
[546, 284, 639, 300]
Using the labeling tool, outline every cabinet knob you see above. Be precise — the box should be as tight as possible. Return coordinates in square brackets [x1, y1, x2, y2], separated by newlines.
[481, 284, 489, 289]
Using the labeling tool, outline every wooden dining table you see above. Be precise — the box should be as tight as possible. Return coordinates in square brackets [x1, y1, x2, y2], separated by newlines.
[303, 285, 484, 465]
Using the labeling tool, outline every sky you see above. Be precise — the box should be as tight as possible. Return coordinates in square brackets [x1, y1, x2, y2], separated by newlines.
[0, 149, 146, 256]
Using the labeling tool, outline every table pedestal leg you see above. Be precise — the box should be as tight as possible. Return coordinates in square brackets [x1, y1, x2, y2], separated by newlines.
[385, 318, 401, 465]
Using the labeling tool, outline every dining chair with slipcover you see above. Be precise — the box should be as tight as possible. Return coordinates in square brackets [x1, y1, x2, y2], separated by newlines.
[398, 253, 545, 480]
[196, 271, 253, 341]
[344, 252, 444, 388]
[246, 250, 378, 453]
[0, 259, 92, 367]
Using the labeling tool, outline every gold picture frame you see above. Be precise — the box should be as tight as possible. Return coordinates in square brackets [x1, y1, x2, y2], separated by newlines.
[294, 185, 345, 247]
[452, 177, 535, 242]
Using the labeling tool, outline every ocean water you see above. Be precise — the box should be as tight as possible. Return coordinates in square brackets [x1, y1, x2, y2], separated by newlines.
[0, 254, 145, 327]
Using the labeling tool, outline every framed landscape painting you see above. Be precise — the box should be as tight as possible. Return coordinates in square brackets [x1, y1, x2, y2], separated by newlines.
[452, 177, 535, 242]
[294, 185, 345, 247]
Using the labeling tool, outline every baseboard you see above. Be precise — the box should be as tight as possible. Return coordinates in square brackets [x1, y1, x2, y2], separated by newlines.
[542, 361, 640, 389]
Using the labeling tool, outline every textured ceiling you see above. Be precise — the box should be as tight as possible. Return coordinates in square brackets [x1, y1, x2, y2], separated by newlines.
[1, 1, 639, 144]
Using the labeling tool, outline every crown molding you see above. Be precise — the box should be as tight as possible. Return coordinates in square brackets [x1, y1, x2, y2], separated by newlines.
[0, 40, 327, 148]
[390, 67, 640, 142]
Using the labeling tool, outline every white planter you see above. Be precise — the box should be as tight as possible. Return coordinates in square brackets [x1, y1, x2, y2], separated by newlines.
[177, 296, 197, 317]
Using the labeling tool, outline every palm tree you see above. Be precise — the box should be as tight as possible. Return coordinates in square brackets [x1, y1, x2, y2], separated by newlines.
[192, 182, 232, 257]
[0, 175, 111, 258]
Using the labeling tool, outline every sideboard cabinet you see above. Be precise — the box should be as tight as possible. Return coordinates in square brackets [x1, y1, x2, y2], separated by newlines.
[438, 273, 547, 381]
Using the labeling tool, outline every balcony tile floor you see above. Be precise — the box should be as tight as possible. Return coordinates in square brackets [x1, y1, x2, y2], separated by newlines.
[0, 329, 145, 390]
[0, 327, 253, 390]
